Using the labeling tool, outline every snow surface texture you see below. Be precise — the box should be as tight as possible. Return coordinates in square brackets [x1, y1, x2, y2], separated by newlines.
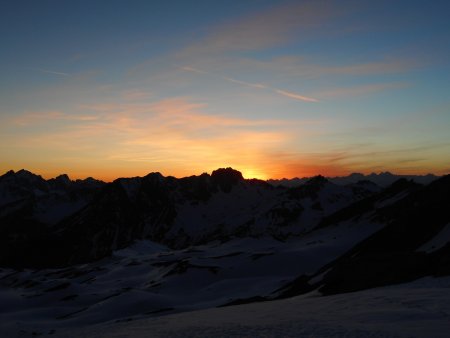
[1, 170, 449, 337]
[42, 277, 450, 337]
[0, 216, 382, 337]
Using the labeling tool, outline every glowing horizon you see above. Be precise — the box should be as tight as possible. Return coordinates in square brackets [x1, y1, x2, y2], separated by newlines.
[1, 1, 449, 180]
[2, 164, 443, 184]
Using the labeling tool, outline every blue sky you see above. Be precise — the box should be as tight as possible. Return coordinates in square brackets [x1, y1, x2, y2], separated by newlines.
[1, 0, 449, 180]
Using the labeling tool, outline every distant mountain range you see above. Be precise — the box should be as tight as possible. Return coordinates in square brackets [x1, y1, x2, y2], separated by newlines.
[0, 167, 449, 334]
[268, 171, 439, 188]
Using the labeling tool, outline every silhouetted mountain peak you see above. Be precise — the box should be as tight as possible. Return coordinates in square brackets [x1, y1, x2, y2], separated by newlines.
[1, 170, 16, 178]
[211, 167, 244, 193]
[429, 173, 450, 186]
[305, 175, 329, 186]
[143, 172, 165, 182]
[211, 167, 243, 179]
[15, 169, 43, 180]
[54, 174, 71, 185]
[77, 176, 104, 185]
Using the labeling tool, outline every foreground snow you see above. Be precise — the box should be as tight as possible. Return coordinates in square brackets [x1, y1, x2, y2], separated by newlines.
[3, 276, 449, 337]
[55, 276, 450, 338]
[0, 219, 382, 337]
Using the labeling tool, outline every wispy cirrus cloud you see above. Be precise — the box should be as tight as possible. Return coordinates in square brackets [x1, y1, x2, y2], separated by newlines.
[220, 55, 421, 81]
[10, 111, 99, 126]
[317, 82, 410, 99]
[179, 66, 208, 75]
[178, 1, 341, 56]
[120, 89, 153, 101]
[4, 97, 312, 179]
[268, 141, 450, 178]
[126, 2, 420, 105]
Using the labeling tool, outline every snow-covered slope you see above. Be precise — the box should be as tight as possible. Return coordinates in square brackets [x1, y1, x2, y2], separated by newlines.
[0, 217, 384, 337]
[0, 169, 449, 337]
[0, 170, 105, 267]
[6, 276, 450, 338]
[0, 168, 376, 267]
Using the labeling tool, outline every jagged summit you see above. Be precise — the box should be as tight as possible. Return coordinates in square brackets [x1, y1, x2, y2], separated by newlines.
[1, 169, 16, 177]
[211, 167, 244, 192]
[211, 167, 243, 178]
[305, 175, 328, 186]
[55, 173, 70, 181]
[52, 174, 71, 185]
[8, 168, 42, 180]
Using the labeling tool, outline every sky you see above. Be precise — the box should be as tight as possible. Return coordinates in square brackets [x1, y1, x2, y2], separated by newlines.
[1, 0, 449, 181]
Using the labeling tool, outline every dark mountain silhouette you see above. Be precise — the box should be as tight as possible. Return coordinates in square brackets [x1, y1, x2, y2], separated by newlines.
[268, 172, 439, 188]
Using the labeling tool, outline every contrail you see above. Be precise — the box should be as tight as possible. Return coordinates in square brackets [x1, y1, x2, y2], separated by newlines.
[223, 77, 266, 89]
[274, 89, 319, 103]
[179, 65, 318, 103]
[179, 66, 208, 74]
[33, 68, 70, 77]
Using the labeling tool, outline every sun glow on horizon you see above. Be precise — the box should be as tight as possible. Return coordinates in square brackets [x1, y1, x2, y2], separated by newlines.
[240, 168, 269, 180]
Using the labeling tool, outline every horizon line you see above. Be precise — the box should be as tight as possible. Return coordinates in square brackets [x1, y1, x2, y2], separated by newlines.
[1, 167, 443, 183]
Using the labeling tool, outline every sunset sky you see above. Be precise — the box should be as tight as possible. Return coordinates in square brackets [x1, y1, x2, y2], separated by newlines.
[1, 0, 449, 181]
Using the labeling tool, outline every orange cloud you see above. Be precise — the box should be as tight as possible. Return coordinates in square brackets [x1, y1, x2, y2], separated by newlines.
[2, 97, 303, 180]
[4, 96, 445, 181]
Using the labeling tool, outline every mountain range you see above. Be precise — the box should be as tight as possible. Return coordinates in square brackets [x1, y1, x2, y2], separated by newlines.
[0, 168, 449, 336]
[268, 171, 439, 188]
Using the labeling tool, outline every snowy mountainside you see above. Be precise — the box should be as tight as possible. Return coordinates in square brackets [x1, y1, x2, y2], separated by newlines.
[275, 175, 450, 297]
[0, 219, 384, 336]
[0, 168, 375, 267]
[0, 169, 104, 224]
[0, 170, 105, 268]
[0, 169, 449, 336]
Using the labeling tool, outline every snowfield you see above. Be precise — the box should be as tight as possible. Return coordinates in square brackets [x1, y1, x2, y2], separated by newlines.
[1, 170, 449, 337]
[0, 217, 382, 338]
[55, 276, 450, 338]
